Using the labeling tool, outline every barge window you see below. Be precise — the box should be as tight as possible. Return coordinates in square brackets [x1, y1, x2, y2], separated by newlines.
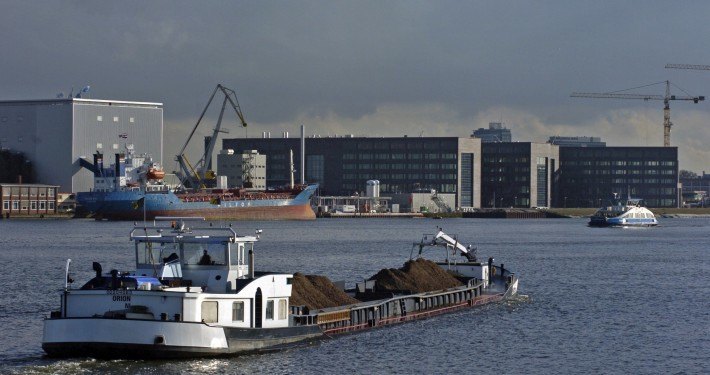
[278, 299, 287, 320]
[201, 301, 218, 323]
[183, 243, 226, 266]
[136, 242, 162, 265]
[266, 300, 274, 320]
[232, 301, 245, 322]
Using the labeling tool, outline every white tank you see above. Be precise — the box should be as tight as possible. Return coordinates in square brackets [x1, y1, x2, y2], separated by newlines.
[366, 180, 380, 198]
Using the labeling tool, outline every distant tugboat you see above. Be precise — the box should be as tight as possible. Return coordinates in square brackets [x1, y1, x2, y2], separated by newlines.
[589, 193, 658, 227]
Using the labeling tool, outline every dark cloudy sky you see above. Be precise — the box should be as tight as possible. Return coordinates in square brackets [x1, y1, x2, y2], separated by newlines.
[2, 1, 709, 172]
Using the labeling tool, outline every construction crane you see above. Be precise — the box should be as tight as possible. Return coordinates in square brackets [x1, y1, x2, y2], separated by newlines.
[176, 84, 247, 189]
[665, 64, 710, 71]
[571, 81, 704, 147]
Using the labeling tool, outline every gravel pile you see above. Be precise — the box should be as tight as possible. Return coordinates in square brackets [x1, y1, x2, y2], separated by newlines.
[368, 258, 463, 293]
[289, 273, 359, 310]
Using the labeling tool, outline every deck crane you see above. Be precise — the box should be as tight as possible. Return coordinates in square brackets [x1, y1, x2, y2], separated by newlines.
[412, 228, 477, 262]
[175, 84, 247, 189]
[571, 81, 704, 147]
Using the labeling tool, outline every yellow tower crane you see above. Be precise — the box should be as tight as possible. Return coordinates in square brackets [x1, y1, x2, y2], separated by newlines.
[571, 81, 704, 147]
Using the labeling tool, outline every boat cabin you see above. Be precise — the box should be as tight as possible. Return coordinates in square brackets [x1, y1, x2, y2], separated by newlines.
[61, 221, 293, 330]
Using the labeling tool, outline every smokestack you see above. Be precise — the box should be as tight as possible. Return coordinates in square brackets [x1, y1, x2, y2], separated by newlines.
[300, 125, 305, 185]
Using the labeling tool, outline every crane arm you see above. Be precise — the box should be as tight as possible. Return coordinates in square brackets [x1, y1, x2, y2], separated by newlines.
[218, 85, 247, 128]
[665, 64, 710, 71]
[178, 85, 220, 157]
[176, 84, 247, 188]
[571, 93, 702, 101]
[416, 229, 477, 261]
[571, 92, 663, 100]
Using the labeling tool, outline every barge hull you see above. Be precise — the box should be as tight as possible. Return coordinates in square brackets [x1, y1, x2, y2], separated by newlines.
[42, 318, 323, 359]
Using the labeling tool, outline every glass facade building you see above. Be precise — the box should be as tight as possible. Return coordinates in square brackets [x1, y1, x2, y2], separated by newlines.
[222, 136, 482, 209]
[481, 142, 559, 208]
[558, 147, 679, 208]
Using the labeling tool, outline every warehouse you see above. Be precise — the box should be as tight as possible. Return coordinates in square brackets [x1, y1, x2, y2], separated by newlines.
[0, 98, 162, 193]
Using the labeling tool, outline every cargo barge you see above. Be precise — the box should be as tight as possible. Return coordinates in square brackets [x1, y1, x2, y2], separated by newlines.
[42, 220, 518, 359]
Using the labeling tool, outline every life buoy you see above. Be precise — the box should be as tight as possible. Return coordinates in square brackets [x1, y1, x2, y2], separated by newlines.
[491, 267, 496, 276]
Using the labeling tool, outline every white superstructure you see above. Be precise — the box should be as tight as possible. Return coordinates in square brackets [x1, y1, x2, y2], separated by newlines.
[42, 219, 321, 358]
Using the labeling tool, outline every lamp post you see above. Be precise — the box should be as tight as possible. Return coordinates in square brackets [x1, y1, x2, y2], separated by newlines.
[499, 197, 503, 209]
[513, 196, 517, 208]
[564, 196, 568, 208]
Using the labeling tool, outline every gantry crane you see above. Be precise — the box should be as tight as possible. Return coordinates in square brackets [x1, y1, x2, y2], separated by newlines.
[176, 84, 247, 189]
[571, 81, 704, 147]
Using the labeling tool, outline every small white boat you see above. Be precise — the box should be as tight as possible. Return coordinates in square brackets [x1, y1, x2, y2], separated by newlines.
[589, 195, 658, 227]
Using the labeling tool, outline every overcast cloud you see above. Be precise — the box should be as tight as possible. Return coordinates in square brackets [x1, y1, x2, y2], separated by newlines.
[1, 1, 709, 172]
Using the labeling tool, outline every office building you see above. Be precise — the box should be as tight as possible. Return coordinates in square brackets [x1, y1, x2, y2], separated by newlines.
[0, 98, 163, 192]
[481, 142, 559, 208]
[1, 183, 59, 217]
[558, 147, 679, 208]
[222, 136, 482, 209]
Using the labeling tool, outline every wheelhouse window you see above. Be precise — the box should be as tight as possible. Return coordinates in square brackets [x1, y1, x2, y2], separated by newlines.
[136, 242, 179, 266]
[265, 300, 274, 320]
[183, 242, 227, 266]
[232, 301, 245, 322]
[229, 243, 252, 266]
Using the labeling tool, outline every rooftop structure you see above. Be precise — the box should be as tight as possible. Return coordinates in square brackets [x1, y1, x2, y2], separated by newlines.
[548, 136, 606, 147]
[472, 122, 512, 143]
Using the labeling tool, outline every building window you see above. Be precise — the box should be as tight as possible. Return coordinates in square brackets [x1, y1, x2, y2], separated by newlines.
[39, 201, 46, 210]
[12, 201, 18, 210]
[265, 300, 274, 320]
[113, 144, 118, 150]
[97, 115, 103, 121]
[30, 201, 37, 210]
[49, 202, 54, 210]
[306, 155, 324, 183]
[113, 116, 119, 122]
[201, 301, 218, 323]
[130, 117, 135, 123]
[232, 301, 244, 322]
[278, 299, 287, 320]
[2, 202, 8, 210]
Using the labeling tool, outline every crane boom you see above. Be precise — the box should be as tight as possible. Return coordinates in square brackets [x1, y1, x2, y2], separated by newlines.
[665, 64, 710, 71]
[571, 81, 704, 147]
[176, 84, 247, 188]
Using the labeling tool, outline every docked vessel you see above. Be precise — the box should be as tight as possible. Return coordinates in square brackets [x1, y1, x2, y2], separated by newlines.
[42, 220, 518, 359]
[76, 148, 318, 221]
[589, 195, 658, 227]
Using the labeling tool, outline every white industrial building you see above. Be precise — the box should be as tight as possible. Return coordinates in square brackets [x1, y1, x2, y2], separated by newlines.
[0, 98, 163, 193]
[216, 149, 266, 189]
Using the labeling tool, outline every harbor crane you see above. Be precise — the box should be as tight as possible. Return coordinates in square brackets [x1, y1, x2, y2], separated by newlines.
[571, 81, 704, 147]
[176, 84, 247, 189]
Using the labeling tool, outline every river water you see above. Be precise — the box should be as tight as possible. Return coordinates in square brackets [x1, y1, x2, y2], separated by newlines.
[0, 217, 707, 374]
